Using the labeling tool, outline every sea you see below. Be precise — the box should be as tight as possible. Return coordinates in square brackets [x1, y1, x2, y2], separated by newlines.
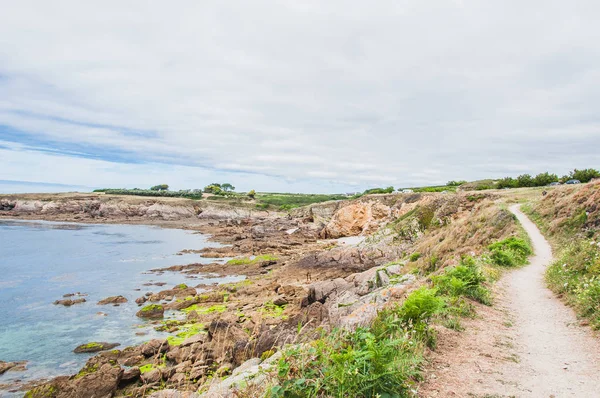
[0, 219, 243, 394]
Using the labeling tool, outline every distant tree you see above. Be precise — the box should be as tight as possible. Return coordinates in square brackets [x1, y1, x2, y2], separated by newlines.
[247, 189, 256, 199]
[533, 172, 559, 186]
[364, 186, 394, 195]
[221, 183, 235, 192]
[446, 180, 467, 187]
[516, 174, 535, 188]
[497, 177, 517, 189]
[203, 184, 223, 194]
[150, 184, 169, 191]
[569, 168, 600, 183]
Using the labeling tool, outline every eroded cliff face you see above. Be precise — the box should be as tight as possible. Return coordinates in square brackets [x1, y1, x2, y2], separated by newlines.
[0, 194, 270, 222]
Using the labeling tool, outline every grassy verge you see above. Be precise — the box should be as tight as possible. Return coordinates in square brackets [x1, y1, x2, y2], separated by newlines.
[522, 201, 600, 329]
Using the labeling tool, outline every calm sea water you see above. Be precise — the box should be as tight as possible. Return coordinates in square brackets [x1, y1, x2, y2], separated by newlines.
[0, 219, 242, 392]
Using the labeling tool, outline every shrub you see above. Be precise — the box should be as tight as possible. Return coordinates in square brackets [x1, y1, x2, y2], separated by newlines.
[432, 256, 491, 305]
[398, 287, 444, 322]
[364, 186, 394, 195]
[268, 301, 430, 398]
[488, 237, 532, 267]
[409, 252, 421, 262]
[566, 168, 600, 183]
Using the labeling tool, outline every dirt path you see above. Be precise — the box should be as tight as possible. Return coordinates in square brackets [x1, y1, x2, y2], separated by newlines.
[419, 204, 600, 397]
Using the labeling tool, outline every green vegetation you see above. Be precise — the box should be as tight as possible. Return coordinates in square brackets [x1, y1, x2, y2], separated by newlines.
[267, 287, 442, 398]
[226, 254, 278, 266]
[140, 304, 163, 313]
[488, 237, 532, 267]
[446, 180, 467, 187]
[432, 256, 491, 305]
[150, 184, 169, 191]
[409, 252, 421, 262]
[260, 302, 287, 319]
[363, 186, 395, 195]
[546, 238, 600, 329]
[94, 188, 204, 199]
[181, 303, 227, 314]
[139, 362, 165, 374]
[255, 192, 347, 210]
[166, 323, 206, 346]
[564, 168, 600, 183]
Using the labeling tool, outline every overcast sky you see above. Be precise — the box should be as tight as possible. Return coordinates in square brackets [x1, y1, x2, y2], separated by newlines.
[1, 1, 599, 193]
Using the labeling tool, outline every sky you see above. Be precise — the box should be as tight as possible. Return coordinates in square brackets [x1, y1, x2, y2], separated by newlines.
[1, 1, 599, 194]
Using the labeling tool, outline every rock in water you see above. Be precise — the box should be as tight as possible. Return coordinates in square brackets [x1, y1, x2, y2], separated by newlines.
[97, 295, 128, 305]
[0, 360, 27, 375]
[54, 298, 86, 306]
[74, 342, 120, 353]
[136, 304, 164, 319]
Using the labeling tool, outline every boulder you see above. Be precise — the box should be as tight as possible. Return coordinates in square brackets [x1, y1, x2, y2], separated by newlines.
[140, 339, 169, 357]
[54, 298, 86, 306]
[136, 304, 164, 319]
[135, 296, 148, 305]
[141, 368, 162, 384]
[97, 295, 128, 305]
[121, 366, 141, 381]
[74, 342, 120, 353]
[0, 360, 27, 375]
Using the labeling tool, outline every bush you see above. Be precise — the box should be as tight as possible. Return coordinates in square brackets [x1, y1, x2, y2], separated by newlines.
[409, 252, 421, 262]
[488, 237, 532, 267]
[565, 168, 600, 183]
[364, 186, 395, 195]
[268, 305, 428, 398]
[432, 257, 491, 305]
[398, 287, 444, 322]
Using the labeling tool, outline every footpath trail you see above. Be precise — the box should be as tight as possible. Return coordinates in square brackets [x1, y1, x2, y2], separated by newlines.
[419, 204, 600, 397]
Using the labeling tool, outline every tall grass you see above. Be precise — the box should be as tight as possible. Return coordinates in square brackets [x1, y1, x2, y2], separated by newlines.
[267, 288, 443, 398]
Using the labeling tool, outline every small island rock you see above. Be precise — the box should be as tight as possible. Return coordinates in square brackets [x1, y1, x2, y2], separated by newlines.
[73, 342, 120, 353]
[98, 295, 128, 305]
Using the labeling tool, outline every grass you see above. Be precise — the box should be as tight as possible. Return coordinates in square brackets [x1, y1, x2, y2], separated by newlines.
[266, 288, 443, 398]
[487, 236, 532, 267]
[546, 238, 600, 329]
[260, 302, 288, 319]
[226, 254, 278, 266]
[255, 192, 347, 210]
[432, 256, 491, 305]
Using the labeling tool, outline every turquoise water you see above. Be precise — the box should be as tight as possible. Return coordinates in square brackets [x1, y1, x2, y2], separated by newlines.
[0, 219, 241, 392]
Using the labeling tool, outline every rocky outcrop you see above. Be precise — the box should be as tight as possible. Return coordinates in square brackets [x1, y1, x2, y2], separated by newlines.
[321, 201, 391, 238]
[97, 295, 128, 305]
[0, 360, 27, 375]
[73, 342, 120, 353]
[0, 194, 271, 221]
[54, 298, 86, 306]
[303, 264, 415, 329]
[136, 304, 164, 319]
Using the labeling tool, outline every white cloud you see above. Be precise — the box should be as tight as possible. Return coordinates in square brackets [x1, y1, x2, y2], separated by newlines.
[1, 0, 599, 193]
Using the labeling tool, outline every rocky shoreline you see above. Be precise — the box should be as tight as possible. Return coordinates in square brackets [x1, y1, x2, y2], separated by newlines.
[1, 190, 513, 397]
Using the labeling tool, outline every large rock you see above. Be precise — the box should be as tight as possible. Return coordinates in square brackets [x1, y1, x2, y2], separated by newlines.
[136, 304, 164, 319]
[97, 295, 128, 305]
[53, 298, 86, 306]
[321, 201, 391, 238]
[73, 342, 120, 353]
[0, 360, 27, 375]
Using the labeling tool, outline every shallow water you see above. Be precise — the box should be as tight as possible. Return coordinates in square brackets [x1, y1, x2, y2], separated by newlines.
[0, 219, 242, 392]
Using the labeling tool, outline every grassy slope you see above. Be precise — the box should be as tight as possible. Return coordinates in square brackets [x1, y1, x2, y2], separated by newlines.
[522, 181, 600, 329]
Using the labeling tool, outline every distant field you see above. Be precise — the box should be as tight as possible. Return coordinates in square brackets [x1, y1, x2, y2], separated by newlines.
[254, 192, 347, 210]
